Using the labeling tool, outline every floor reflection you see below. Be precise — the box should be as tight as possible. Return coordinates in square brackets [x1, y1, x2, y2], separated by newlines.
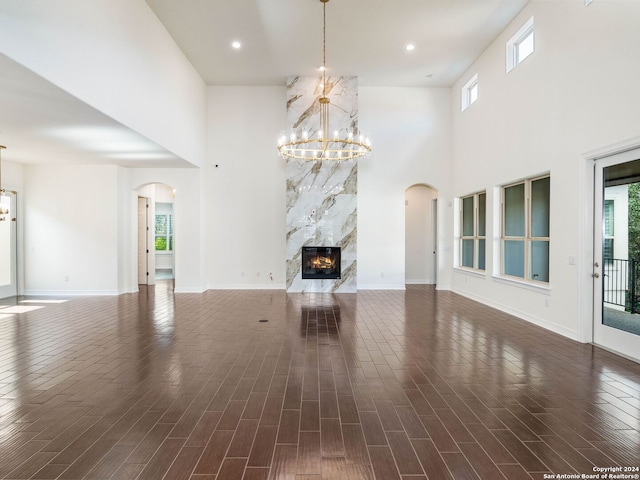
[0, 285, 638, 478]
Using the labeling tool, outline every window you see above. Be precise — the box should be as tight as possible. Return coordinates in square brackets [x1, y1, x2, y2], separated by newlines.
[604, 199, 614, 263]
[461, 73, 478, 111]
[460, 192, 486, 270]
[155, 213, 173, 251]
[501, 175, 550, 283]
[506, 17, 535, 73]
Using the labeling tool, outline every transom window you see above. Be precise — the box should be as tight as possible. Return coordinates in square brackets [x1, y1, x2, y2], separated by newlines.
[501, 175, 550, 283]
[460, 192, 486, 270]
[461, 73, 479, 111]
[506, 17, 535, 72]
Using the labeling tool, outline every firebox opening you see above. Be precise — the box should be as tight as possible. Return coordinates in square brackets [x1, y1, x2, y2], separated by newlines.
[301, 246, 341, 280]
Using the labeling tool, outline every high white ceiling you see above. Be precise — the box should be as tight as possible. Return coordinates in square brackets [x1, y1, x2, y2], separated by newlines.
[0, 0, 529, 169]
[146, 0, 529, 87]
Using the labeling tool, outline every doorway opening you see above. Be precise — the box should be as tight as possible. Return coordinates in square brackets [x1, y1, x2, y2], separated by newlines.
[136, 183, 175, 288]
[405, 184, 438, 286]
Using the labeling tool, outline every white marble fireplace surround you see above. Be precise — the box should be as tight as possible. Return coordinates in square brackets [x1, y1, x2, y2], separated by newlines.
[285, 75, 358, 293]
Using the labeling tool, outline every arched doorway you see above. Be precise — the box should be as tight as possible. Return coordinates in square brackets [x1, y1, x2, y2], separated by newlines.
[135, 183, 175, 287]
[405, 184, 438, 285]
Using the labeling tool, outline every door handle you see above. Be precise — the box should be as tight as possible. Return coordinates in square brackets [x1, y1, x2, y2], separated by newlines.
[592, 273, 600, 278]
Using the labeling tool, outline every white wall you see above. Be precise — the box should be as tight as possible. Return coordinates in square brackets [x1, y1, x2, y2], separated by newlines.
[2, 159, 23, 190]
[20, 164, 205, 296]
[206, 86, 287, 289]
[128, 168, 205, 293]
[358, 87, 452, 290]
[1, 160, 24, 293]
[0, 0, 206, 166]
[204, 86, 452, 291]
[117, 166, 130, 293]
[450, 0, 640, 339]
[24, 165, 119, 295]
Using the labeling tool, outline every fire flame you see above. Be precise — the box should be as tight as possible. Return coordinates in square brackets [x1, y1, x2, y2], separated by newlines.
[311, 255, 335, 270]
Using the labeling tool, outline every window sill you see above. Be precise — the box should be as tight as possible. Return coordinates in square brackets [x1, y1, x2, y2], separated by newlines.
[492, 274, 551, 294]
[453, 267, 487, 278]
[155, 251, 174, 255]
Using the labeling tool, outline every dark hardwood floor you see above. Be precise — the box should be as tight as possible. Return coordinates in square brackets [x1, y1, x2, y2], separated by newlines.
[0, 283, 639, 479]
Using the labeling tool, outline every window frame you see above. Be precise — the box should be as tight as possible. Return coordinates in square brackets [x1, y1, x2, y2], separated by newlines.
[506, 16, 535, 73]
[461, 73, 479, 111]
[459, 191, 486, 271]
[500, 174, 550, 284]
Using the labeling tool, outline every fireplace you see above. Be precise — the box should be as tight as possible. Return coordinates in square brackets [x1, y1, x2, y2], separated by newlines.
[301, 247, 341, 279]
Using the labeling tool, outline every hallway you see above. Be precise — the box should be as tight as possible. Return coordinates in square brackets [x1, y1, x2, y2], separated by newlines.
[0, 285, 638, 479]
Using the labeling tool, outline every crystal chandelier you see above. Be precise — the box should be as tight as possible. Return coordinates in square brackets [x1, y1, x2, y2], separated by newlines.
[277, 0, 371, 161]
[0, 146, 9, 222]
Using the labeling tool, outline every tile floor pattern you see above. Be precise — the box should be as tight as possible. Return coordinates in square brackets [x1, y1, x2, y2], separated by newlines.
[0, 283, 639, 479]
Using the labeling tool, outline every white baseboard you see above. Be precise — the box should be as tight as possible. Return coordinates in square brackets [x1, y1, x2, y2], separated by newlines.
[452, 287, 578, 341]
[23, 289, 120, 297]
[174, 286, 206, 293]
[357, 284, 406, 290]
[206, 284, 286, 291]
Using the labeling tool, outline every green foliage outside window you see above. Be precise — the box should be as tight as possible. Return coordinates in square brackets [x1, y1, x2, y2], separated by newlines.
[155, 237, 167, 251]
[629, 183, 640, 261]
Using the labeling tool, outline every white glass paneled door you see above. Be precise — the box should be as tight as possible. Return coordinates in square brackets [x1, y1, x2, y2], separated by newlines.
[0, 190, 17, 299]
[593, 149, 640, 362]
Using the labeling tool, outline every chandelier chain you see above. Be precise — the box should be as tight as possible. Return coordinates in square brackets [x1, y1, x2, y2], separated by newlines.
[322, 0, 326, 98]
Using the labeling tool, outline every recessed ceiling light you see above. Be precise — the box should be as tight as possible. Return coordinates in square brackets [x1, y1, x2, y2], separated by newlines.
[406, 44, 415, 51]
[231, 40, 242, 49]
[318, 66, 326, 71]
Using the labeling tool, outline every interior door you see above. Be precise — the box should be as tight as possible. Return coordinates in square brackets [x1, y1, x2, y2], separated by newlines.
[593, 149, 640, 362]
[431, 198, 438, 285]
[0, 190, 17, 299]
